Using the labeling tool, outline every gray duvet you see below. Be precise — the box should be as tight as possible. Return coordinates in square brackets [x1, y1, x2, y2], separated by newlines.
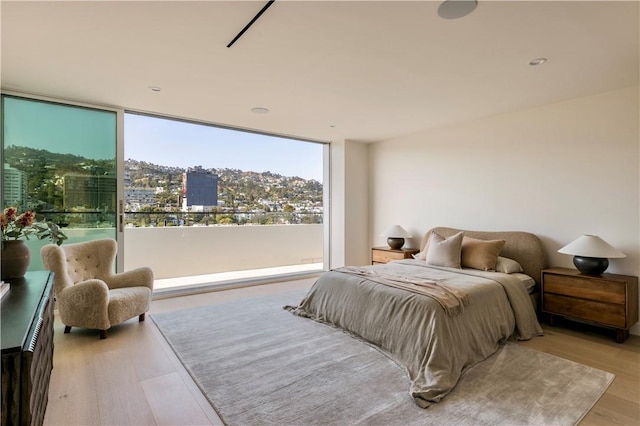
[286, 259, 543, 408]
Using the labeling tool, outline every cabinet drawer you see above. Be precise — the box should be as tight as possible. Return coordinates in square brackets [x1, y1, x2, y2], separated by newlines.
[543, 274, 626, 304]
[543, 293, 626, 328]
[372, 250, 405, 264]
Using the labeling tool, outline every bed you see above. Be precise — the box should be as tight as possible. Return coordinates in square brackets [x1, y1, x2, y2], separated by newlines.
[286, 227, 546, 408]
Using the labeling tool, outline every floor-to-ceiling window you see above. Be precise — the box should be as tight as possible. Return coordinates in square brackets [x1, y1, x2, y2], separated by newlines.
[123, 112, 327, 289]
[1, 95, 118, 272]
[1, 95, 328, 286]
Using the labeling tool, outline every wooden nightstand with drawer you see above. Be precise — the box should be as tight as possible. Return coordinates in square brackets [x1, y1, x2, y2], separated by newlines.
[541, 267, 638, 343]
[371, 247, 420, 265]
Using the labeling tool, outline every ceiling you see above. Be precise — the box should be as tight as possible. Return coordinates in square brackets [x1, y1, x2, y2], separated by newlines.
[1, 1, 638, 143]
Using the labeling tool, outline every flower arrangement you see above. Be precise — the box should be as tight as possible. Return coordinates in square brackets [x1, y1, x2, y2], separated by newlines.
[1, 207, 68, 246]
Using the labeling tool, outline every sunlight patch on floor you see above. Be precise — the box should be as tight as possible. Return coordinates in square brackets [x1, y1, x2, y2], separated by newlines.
[153, 263, 323, 290]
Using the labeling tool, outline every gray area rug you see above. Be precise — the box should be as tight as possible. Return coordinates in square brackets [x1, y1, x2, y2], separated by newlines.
[152, 289, 614, 426]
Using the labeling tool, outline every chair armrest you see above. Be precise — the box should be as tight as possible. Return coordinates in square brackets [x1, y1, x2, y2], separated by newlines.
[107, 267, 154, 291]
[59, 279, 109, 302]
[57, 279, 111, 330]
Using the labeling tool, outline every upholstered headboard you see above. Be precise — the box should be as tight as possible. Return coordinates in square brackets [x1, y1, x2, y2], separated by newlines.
[421, 227, 548, 285]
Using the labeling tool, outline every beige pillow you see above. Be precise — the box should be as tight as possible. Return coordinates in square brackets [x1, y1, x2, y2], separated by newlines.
[461, 237, 505, 271]
[495, 256, 523, 274]
[426, 231, 463, 268]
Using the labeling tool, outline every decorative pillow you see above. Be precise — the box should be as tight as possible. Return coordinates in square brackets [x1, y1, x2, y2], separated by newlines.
[461, 237, 505, 271]
[495, 256, 524, 274]
[425, 231, 464, 268]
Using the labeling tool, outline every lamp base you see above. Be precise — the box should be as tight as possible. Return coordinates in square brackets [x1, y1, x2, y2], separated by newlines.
[573, 256, 608, 275]
[387, 237, 405, 250]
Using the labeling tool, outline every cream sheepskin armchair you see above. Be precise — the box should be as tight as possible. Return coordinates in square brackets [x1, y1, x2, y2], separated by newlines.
[41, 238, 154, 339]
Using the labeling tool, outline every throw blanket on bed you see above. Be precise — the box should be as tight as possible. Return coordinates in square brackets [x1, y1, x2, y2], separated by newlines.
[333, 266, 470, 316]
[286, 260, 543, 409]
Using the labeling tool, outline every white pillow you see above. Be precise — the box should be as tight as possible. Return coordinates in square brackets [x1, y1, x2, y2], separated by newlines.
[495, 256, 523, 274]
[425, 231, 464, 269]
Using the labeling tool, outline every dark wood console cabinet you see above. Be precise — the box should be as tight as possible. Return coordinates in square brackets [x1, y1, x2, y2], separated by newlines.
[1, 271, 55, 426]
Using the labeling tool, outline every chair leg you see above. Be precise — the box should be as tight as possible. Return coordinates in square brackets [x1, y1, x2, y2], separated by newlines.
[99, 329, 108, 339]
[139, 313, 146, 322]
[64, 325, 71, 334]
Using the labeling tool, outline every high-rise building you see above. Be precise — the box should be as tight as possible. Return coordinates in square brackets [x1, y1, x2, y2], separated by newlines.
[3, 163, 27, 207]
[182, 167, 218, 212]
[125, 187, 156, 210]
[63, 173, 116, 211]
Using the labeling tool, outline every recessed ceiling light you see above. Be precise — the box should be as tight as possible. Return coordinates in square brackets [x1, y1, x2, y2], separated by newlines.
[437, 0, 478, 20]
[251, 107, 270, 114]
[148, 86, 161, 92]
[529, 58, 547, 66]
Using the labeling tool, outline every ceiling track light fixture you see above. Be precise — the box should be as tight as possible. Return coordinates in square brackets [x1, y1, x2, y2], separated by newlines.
[227, 0, 275, 48]
[438, 0, 478, 20]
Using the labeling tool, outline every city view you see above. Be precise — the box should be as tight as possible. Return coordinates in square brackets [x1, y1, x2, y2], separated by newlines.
[124, 159, 323, 227]
[3, 145, 324, 228]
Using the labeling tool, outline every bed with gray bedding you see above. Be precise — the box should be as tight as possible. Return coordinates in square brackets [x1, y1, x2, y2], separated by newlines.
[286, 227, 547, 408]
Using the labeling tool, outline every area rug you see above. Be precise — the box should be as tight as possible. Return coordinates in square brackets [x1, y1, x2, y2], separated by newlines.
[152, 289, 614, 426]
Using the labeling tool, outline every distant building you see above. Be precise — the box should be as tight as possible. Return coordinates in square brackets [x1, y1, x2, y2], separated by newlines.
[3, 163, 27, 207]
[182, 167, 218, 212]
[125, 187, 156, 210]
[63, 173, 116, 211]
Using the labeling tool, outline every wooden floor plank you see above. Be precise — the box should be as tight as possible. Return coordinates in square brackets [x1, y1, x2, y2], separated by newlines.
[92, 349, 157, 425]
[141, 372, 214, 425]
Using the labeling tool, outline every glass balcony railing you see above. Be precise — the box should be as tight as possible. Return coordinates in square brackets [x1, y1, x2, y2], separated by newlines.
[124, 210, 323, 227]
[24, 222, 324, 293]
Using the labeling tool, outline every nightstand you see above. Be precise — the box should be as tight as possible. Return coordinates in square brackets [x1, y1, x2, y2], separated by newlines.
[541, 267, 639, 343]
[371, 247, 420, 265]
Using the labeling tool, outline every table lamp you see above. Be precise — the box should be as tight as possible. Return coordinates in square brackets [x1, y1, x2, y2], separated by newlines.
[557, 234, 625, 275]
[381, 225, 412, 250]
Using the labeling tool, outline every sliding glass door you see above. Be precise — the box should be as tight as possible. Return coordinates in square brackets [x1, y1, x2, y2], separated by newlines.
[1, 95, 118, 272]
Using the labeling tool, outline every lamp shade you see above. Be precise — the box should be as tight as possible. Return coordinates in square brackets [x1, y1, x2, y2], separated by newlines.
[380, 225, 412, 238]
[380, 225, 412, 250]
[557, 235, 625, 258]
[558, 235, 625, 275]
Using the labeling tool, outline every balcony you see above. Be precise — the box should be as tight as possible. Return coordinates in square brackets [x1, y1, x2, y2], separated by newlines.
[24, 223, 325, 294]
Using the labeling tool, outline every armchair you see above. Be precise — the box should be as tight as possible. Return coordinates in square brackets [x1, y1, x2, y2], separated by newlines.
[41, 239, 154, 339]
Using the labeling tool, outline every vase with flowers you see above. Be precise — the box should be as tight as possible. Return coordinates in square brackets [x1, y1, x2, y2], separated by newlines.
[1, 207, 68, 280]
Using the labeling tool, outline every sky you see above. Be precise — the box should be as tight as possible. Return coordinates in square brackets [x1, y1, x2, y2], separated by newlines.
[3, 96, 117, 160]
[124, 113, 324, 182]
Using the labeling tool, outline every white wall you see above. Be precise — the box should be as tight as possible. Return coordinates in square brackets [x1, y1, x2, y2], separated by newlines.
[368, 86, 640, 333]
[125, 224, 323, 279]
[344, 141, 370, 266]
[330, 139, 370, 268]
[330, 140, 347, 268]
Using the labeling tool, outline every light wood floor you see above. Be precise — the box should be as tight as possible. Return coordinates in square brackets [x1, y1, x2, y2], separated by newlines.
[43, 278, 640, 425]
